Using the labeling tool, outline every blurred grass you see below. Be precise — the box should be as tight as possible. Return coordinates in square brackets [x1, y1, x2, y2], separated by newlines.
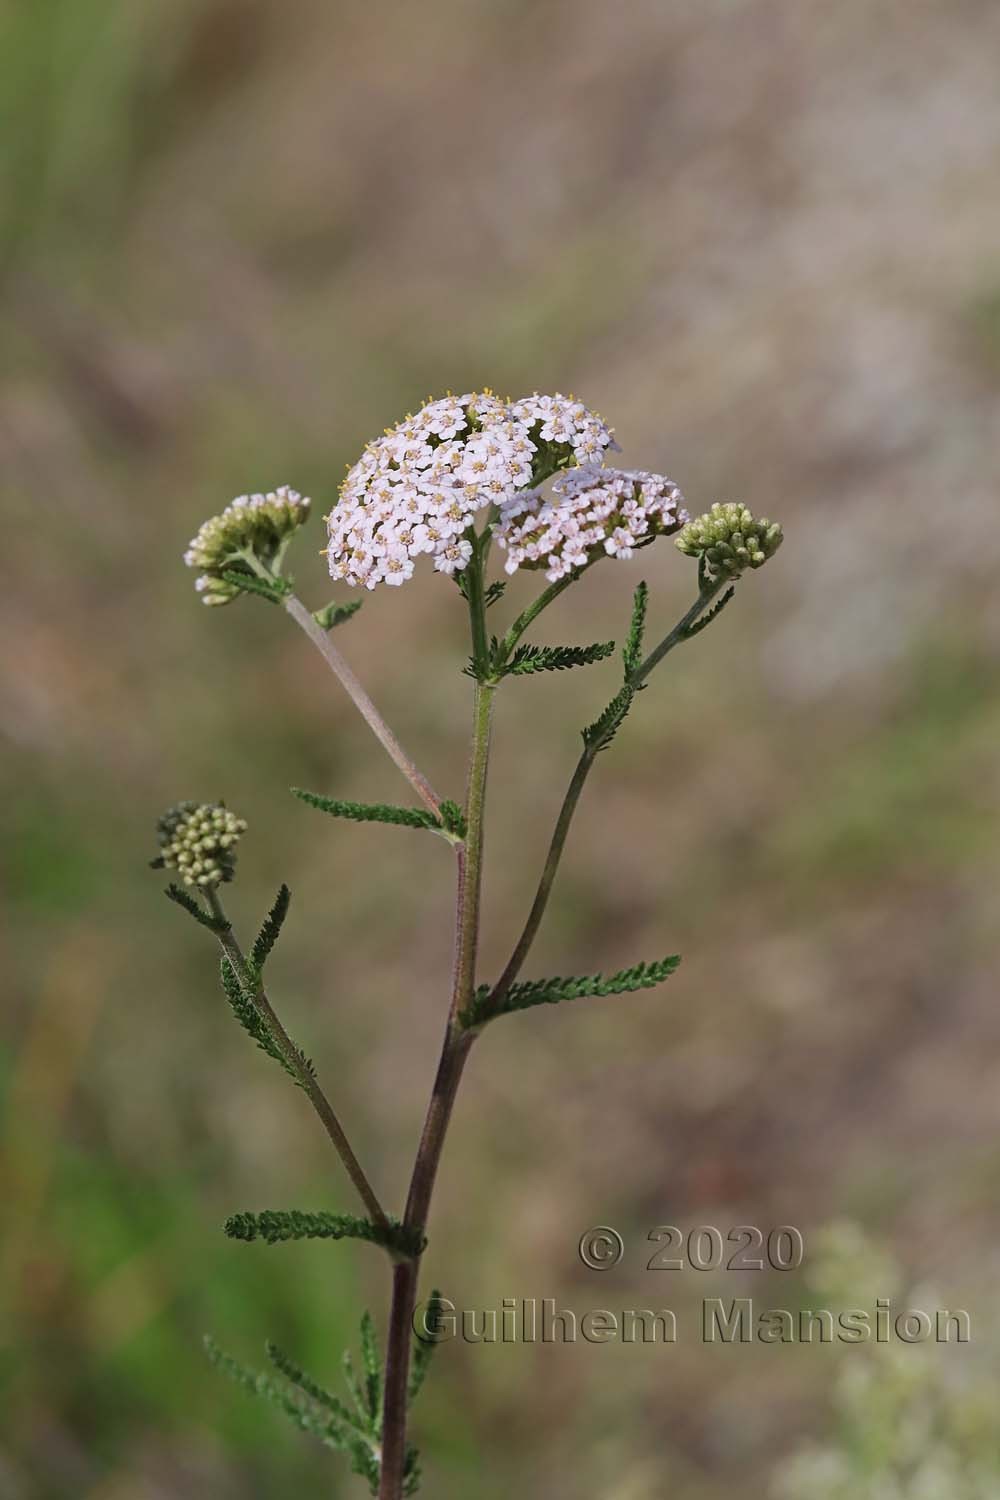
[3, 1, 1000, 1496]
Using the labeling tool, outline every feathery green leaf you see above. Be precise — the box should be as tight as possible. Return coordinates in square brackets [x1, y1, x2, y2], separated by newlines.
[582, 683, 635, 752]
[359, 1311, 381, 1426]
[437, 799, 467, 840]
[292, 788, 443, 833]
[251, 884, 291, 971]
[623, 580, 649, 678]
[163, 882, 229, 933]
[464, 956, 681, 1025]
[682, 585, 736, 640]
[409, 1288, 444, 1406]
[266, 1342, 366, 1436]
[224, 1208, 425, 1258]
[505, 640, 615, 677]
[219, 958, 301, 1085]
[206, 1338, 381, 1491]
[313, 598, 364, 630]
[219, 567, 291, 604]
[484, 580, 507, 609]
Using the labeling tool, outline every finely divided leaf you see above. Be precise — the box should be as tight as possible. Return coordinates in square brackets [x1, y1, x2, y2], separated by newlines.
[292, 788, 442, 832]
[409, 1288, 444, 1405]
[682, 585, 736, 640]
[505, 640, 615, 677]
[163, 882, 228, 933]
[465, 956, 681, 1025]
[622, 581, 648, 678]
[582, 683, 635, 752]
[219, 567, 291, 604]
[313, 598, 364, 630]
[223, 1208, 425, 1258]
[251, 884, 291, 971]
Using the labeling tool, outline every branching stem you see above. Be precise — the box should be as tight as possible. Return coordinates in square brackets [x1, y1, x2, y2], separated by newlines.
[204, 889, 390, 1231]
[284, 593, 443, 820]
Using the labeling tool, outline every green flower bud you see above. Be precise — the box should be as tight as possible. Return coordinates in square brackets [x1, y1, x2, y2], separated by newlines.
[184, 487, 310, 605]
[675, 502, 783, 580]
[151, 801, 247, 887]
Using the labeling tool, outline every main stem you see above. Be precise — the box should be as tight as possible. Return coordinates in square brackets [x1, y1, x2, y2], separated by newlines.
[378, 597, 496, 1499]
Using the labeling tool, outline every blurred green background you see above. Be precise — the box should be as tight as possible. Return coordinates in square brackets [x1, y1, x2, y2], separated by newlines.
[4, 1, 1000, 1496]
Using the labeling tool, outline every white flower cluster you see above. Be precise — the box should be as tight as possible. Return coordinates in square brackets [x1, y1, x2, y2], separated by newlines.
[326, 392, 615, 589]
[495, 467, 688, 582]
[184, 487, 311, 605]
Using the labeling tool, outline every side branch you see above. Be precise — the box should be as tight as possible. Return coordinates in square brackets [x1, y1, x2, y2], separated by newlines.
[284, 593, 444, 820]
[205, 890, 389, 1231]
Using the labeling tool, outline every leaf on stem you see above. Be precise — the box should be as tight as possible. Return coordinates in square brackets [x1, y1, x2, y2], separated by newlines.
[484, 580, 507, 608]
[359, 1311, 382, 1427]
[205, 1336, 381, 1493]
[292, 788, 456, 836]
[682, 585, 736, 640]
[581, 683, 635, 752]
[463, 956, 681, 1026]
[163, 882, 229, 933]
[622, 581, 648, 678]
[313, 598, 364, 630]
[267, 1342, 367, 1435]
[219, 956, 303, 1085]
[250, 884, 291, 971]
[408, 1288, 444, 1406]
[224, 1209, 426, 1258]
[504, 640, 615, 677]
[218, 567, 291, 604]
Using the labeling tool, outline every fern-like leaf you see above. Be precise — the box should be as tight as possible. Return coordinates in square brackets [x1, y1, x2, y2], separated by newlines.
[266, 1342, 366, 1436]
[219, 958, 301, 1086]
[292, 788, 442, 832]
[313, 598, 364, 630]
[163, 882, 228, 933]
[218, 567, 291, 604]
[682, 585, 736, 640]
[251, 884, 291, 971]
[505, 640, 615, 677]
[206, 1338, 381, 1492]
[224, 1208, 425, 1258]
[622, 580, 648, 678]
[464, 956, 681, 1025]
[484, 580, 507, 608]
[359, 1311, 381, 1427]
[582, 684, 635, 752]
[408, 1288, 444, 1405]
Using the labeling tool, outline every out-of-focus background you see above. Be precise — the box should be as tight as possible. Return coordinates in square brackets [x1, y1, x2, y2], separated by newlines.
[4, 2, 1000, 1496]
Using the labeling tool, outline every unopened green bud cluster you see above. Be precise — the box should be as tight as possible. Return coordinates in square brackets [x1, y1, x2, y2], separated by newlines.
[153, 801, 247, 887]
[184, 487, 310, 605]
[675, 502, 782, 580]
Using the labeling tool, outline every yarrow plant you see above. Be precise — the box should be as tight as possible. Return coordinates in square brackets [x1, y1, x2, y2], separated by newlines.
[157, 389, 783, 1497]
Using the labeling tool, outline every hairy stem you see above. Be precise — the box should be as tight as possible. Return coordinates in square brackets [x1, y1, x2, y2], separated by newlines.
[284, 593, 443, 819]
[378, 588, 496, 1499]
[204, 889, 389, 1230]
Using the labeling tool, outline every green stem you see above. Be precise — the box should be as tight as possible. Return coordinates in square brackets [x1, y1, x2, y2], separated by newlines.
[489, 578, 729, 1008]
[204, 889, 389, 1231]
[632, 577, 728, 685]
[378, 567, 496, 1500]
[497, 559, 599, 666]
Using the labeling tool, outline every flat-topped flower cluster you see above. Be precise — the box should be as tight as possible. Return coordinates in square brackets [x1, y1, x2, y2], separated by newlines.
[325, 392, 617, 589]
[181, 390, 781, 604]
[496, 467, 687, 582]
